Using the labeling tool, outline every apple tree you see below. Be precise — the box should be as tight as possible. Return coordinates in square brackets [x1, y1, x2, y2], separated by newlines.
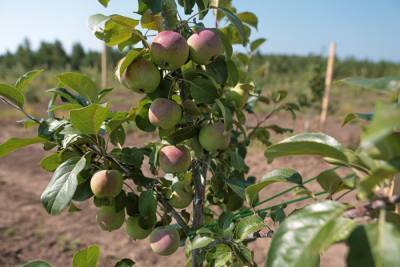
[1, 0, 399, 266]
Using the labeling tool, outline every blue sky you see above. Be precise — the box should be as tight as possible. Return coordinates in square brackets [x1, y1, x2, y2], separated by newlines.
[0, 0, 399, 62]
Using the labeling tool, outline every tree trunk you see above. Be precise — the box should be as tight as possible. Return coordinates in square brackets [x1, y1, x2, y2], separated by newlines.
[191, 158, 208, 267]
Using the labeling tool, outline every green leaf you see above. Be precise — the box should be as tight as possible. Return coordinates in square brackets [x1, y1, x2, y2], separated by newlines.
[361, 103, 400, 149]
[209, 244, 233, 267]
[190, 236, 215, 251]
[96, 19, 134, 46]
[265, 132, 347, 163]
[115, 50, 142, 80]
[98, 0, 110, 7]
[231, 242, 255, 265]
[215, 99, 232, 131]
[88, 14, 109, 32]
[140, 10, 163, 31]
[229, 151, 248, 173]
[40, 153, 62, 172]
[0, 83, 25, 108]
[49, 103, 83, 112]
[250, 38, 266, 52]
[320, 217, 356, 250]
[214, 7, 246, 44]
[57, 72, 98, 103]
[70, 104, 109, 135]
[115, 258, 135, 267]
[342, 112, 373, 126]
[110, 125, 126, 146]
[235, 214, 266, 241]
[211, 29, 232, 58]
[0, 137, 46, 158]
[316, 168, 344, 195]
[206, 56, 228, 84]
[139, 190, 157, 219]
[41, 156, 86, 215]
[15, 69, 44, 92]
[189, 77, 219, 104]
[220, 24, 250, 45]
[346, 221, 400, 267]
[237, 12, 258, 29]
[357, 159, 400, 198]
[195, 0, 209, 19]
[162, 0, 179, 29]
[226, 59, 239, 86]
[165, 126, 198, 145]
[22, 260, 52, 267]
[180, 0, 196, 14]
[72, 245, 100, 267]
[245, 168, 302, 205]
[266, 201, 347, 267]
[134, 99, 156, 132]
[341, 76, 400, 92]
[141, 0, 163, 14]
[110, 15, 139, 28]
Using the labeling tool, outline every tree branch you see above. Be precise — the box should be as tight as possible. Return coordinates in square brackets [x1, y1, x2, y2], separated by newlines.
[155, 191, 191, 234]
[344, 194, 400, 219]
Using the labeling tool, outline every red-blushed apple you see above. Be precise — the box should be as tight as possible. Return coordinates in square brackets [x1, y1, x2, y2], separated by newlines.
[126, 215, 153, 240]
[159, 145, 191, 173]
[168, 181, 193, 209]
[90, 170, 123, 198]
[118, 58, 160, 93]
[150, 31, 189, 70]
[187, 29, 223, 65]
[198, 122, 231, 152]
[96, 206, 125, 232]
[149, 226, 180, 256]
[148, 98, 182, 129]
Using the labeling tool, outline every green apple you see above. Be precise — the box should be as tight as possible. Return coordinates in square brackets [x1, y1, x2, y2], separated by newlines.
[168, 181, 193, 209]
[126, 215, 154, 240]
[119, 58, 160, 93]
[90, 170, 123, 198]
[198, 122, 231, 152]
[96, 206, 125, 232]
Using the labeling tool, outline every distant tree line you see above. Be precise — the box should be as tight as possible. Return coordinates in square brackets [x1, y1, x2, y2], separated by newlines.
[1, 39, 399, 79]
[252, 52, 400, 79]
[0, 39, 121, 71]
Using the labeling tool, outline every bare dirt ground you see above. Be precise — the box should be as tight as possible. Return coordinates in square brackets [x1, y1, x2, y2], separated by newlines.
[0, 111, 360, 267]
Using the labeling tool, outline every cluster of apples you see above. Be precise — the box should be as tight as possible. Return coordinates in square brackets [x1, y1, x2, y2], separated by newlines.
[117, 29, 243, 174]
[90, 170, 181, 255]
[90, 29, 250, 256]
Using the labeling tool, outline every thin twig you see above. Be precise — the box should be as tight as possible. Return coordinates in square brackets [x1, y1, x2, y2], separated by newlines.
[155, 191, 191, 234]
[0, 96, 41, 123]
[335, 189, 354, 201]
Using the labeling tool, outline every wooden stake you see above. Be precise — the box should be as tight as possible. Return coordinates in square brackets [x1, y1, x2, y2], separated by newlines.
[320, 42, 336, 128]
[101, 44, 107, 88]
[390, 174, 400, 213]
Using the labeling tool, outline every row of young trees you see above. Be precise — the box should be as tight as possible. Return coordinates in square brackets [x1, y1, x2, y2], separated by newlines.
[1, 39, 399, 77]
